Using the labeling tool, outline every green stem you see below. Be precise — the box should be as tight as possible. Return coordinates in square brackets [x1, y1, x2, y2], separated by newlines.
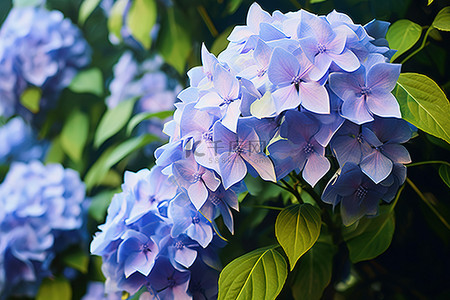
[400, 26, 433, 64]
[271, 181, 294, 194]
[197, 5, 218, 37]
[280, 178, 303, 203]
[406, 178, 450, 230]
[389, 183, 405, 213]
[406, 160, 450, 168]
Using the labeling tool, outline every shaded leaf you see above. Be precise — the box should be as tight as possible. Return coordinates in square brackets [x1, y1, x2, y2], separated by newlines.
[432, 6, 450, 31]
[89, 189, 117, 222]
[85, 134, 158, 189]
[439, 165, 450, 188]
[343, 207, 395, 263]
[393, 73, 450, 144]
[63, 248, 89, 274]
[227, 0, 243, 14]
[37, 277, 71, 300]
[126, 110, 173, 136]
[45, 137, 65, 164]
[218, 246, 287, 300]
[20, 87, 41, 113]
[94, 97, 137, 148]
[60, 110, 89, 162]
[275, 204, 321, 270]
[78, 0, 101, 25]
[211, 27, 233, 56]
[290, 239, 335, 300]
[157, 8, 191, 74]
[127, 0, 157, 49]
[386, 19, 422, 61]
[69, 68, 103, 96]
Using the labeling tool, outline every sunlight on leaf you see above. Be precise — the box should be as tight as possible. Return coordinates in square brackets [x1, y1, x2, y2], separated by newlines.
[432, 6, 450, 31]
[127, 0, 157, 49]
[20, 87, 41, 113]
[275, 204, 321, 270]
[218, 246, 287, 300]
[78, 0, 101, 25]
[393, 73, 450, 144]
[37, 277, 71, 300]
[386, 20, 422, 62]
[94, 97, 138, 148]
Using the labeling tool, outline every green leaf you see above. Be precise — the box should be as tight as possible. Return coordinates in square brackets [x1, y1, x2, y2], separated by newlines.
[45, 137, 65, 164]
[275, 204, 321, 270]
[428, 0, 434, 5]
[211, 27, 233, 56]
[439, 165, 450, 188]
[127, 0, 157, 49]
[227, 0, 243, 14]
[20, 87, 41, 113]
[85, 134, 158, 189]
[311, 0, 327, 3]
[393, 73, 450, 144]
[37, 277, 71, 300]
[343, 207, 395, 263]
[126, 110, 173, 135]
[432, 6, 450, 31]
[290, 240, 335, 300]
[94, 97, 138, 148]
[386, 20, 422, 62]
[63, 248, 89, 274]
[69, 68, 103, 96]
[60, 110, 89, 162]
[218, 246, 287, 300]
[78, 0, 101, 25]
[89, 189, 117, 222]
[157, 8, 191, 74]
[108, 0, 128, 40]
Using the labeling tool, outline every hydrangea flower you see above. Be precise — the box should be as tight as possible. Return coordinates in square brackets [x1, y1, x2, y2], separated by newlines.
[91, 167, 221, 298]
[0, 161, 87, 298]
[94, 3, 413, 297]
[0, 117, 48, 164]
[107, 51, 181, 140]
[0, 7, 91, 121]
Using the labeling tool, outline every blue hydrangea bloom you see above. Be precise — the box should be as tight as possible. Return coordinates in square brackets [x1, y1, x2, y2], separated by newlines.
[0, 7, 91, 121]
[0, 161, 87, 298]
[331, 117, 411, 183]
[0, 117, 48, 164]
[96, 3, 412, 295]
[107, 52, 181, 140]
[91, 167, 222, 298]
[321, 162, 396, 226]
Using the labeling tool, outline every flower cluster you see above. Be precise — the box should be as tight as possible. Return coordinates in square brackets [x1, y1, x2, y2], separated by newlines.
[0, 161, 87, 298]
[93, 3, 413, 298]
[107, 51, 181, 141]
[0, 117, 48, 165]
[0, 6, 91, 121]
[158, 3, 411, 225]
[91, 167, 225, 299]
